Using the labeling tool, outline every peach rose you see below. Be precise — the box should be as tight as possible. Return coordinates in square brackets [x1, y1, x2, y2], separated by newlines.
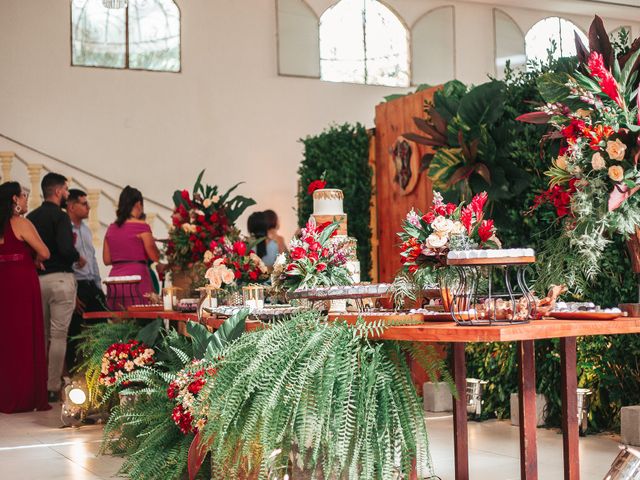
[591, 152, 606, 171]
[221, 268, 235, 284]
[203, 250, 214, 264]
[608, 165, 624, 182]
[556, 155, 568, 170]
[202, 198, 212, 208]
[205, 268, 222, 289]
[606, 139, 627, 161]
[432, 216, 454, 234]
[426, 233, 448, 250]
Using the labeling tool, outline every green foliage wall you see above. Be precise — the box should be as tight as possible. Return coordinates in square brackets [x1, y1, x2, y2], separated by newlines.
[442, 59, 640, 431]
[297, 123, 372, 281]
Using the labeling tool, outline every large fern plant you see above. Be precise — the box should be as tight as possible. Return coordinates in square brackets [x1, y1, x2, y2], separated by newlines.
[194, 311, 450, 480]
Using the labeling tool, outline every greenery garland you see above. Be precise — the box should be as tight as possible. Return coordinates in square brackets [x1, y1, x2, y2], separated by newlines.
[297, 123, 373, 281]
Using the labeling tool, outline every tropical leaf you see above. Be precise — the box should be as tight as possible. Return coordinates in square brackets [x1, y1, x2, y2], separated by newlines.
[205, 309, 249, 358]
[420, 153, 434, 172]
[516, 111, 551, 124]
[224, 195, 256, 224]
[428, 148, 464, 191]
[575, 30, 590, 65]
[135, 319, 163, 347]
[588, 15, 615, 69]
[192, 169, 206, 196]
[457, 81, 505, 127]
[402, 132, 445, 147]
[537, 72, 573, 103]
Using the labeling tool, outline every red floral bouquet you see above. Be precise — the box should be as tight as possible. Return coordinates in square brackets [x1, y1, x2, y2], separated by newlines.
[166, 170, 255, 270]
[271, 219, 352, 292]
[399, 191, 500, 274]
[167, 359, 216, 434]
[203, 237, 268, 290]
[99, 340, 155, 387]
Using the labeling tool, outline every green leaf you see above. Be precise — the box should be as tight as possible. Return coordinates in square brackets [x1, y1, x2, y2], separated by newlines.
[205, 309, 249, 358]
[620, 47, 640, 93]
[135, 319, 163, 347]
[537, 72, 573, 103]
[427, 148, 464, 191]
[318, 222, 340, 245]
[192, 169, 206, 196]
[383, 93, 406, 102]
[457, 81, 506, 127]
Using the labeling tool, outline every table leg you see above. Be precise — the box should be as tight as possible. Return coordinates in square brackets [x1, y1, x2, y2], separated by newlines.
[452, 342, 469, 480]
[561, 337, 580, 480]
[518, 340, 538, 480]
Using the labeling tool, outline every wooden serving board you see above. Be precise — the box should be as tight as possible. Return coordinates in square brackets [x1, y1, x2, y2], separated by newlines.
[327, 312, 427, 325]
[446, 256, 536, 266]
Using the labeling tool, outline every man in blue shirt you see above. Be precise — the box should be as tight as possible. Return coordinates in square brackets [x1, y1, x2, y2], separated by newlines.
[66, 189, 106, 371]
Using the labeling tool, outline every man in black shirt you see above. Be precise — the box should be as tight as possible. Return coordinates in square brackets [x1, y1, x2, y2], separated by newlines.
[27, 173, 84, 401]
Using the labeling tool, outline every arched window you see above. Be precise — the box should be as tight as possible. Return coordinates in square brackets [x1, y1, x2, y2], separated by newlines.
[525, 17, 587, 64]
[319, 0, 409, 87]
[71, 0, 180, 72]
[411, 7, 455, 86]
[494, 9, 525, 79]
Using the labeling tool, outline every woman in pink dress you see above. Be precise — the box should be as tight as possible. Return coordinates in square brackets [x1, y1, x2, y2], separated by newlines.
[103, 186, 160, 309]
[0, 182, 51, 413]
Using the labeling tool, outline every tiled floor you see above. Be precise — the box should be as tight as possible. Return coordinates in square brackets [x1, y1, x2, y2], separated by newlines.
[0, 405, 622, 479]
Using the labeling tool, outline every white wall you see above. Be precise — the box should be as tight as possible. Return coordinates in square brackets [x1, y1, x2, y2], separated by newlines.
[1, 0, 640, 241]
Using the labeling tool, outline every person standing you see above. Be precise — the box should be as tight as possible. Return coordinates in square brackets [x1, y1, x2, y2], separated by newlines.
[66, 189, 106, 370]
[27, 173, 83, 401]
[104, 186, 160, 308]
[0, 182, 51, 413]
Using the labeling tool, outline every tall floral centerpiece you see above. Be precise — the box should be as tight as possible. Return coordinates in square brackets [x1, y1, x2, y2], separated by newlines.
[393, 191, 499, 305]
[166, 170, 255, 291]
[519, 25, 640, 283]
[271, 219, 352, 293]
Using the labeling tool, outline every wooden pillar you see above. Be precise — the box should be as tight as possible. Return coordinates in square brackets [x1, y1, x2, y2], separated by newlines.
[561, 337, 580, 480]
[27, 164, 43, 211]
[518, 340, 538, 480]
[368, 130, 378, 282]
[87, 188, 101, 247]
[452, 342, 469, 480]
[0, 151, 15, 182]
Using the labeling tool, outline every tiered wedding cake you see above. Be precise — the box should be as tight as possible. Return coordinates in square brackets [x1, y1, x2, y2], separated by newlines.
[311, 188, 360, 283]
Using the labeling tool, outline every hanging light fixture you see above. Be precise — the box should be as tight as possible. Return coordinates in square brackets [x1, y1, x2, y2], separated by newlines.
[102, 0, 127, 9]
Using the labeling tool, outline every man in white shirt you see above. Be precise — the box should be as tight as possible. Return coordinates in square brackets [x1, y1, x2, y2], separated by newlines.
[66, 189, 106, 370]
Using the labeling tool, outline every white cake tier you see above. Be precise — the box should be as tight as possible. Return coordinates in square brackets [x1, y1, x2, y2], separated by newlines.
[313, 189, 344, 215]
[447, 248, 535, 260]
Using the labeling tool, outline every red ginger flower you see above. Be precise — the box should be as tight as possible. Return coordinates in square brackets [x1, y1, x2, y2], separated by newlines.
[308, 180, 327, 195]
[460, 207, 473, 234]
[478, 219, 495, 243]
[588, 51, 623, 107]
[470, 192, 488, 216]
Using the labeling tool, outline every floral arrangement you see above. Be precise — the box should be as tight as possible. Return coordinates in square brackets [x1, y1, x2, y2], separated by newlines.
[166, 170, 255, 270]
[98, 340, 155, 387]
[203, 238, 268, 290]
[167, 359, 216, 434]
[518, 33, 640, 277]
[271, 219, 352, 291]
[399, 191, 500, 274]
[307, 178, 326, 195]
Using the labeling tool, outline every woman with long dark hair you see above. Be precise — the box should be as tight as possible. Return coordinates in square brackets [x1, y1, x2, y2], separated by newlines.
[0, 181, 51, 413]
[103, 186, 160, 308]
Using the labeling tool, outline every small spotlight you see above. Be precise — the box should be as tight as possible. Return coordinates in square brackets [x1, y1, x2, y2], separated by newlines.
[61, 379, 89, 427]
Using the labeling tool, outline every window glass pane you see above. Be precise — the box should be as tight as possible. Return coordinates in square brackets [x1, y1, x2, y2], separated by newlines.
[128, 0, 180, 72]
[72, 0, 126, 68]
[320, 0, 366, 84]
[364, 0, 409, 87]
[525, 17, 587, 65]
[319, 0, 409, 87]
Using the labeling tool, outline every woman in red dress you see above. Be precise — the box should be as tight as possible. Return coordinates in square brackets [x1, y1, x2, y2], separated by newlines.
[0, 181, 51, 413]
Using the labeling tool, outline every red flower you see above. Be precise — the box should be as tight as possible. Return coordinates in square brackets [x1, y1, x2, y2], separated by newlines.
[470, 192, 488, 216]
[209, 239, 218, 250]
[422, 211, 436, 224]
[234, 270, 241, 280]
[180, 189, 190, 202]
[316, 263, 327, 272]
[291, 247, 306, 260]
[478, 219, 494, 243]
[460, 207, 473, 233]
[209, 212, 219, 223]
[286, 264, 297, 272]
[445, 203, 457, 215]
[249, 270, 259, 280]
[233, 241, 247, 257]
[308, 179, 327, 195]
[588, 51, 623, 107]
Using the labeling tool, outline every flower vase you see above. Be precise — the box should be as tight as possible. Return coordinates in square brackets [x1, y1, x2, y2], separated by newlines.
[438, 271, 453, 313]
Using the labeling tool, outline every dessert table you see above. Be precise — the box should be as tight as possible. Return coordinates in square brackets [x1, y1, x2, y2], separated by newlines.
[84, 310, 640, 480]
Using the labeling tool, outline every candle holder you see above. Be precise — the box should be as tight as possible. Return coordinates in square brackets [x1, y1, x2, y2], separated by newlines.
[242, 284, 265, 310]
[162, 286, 183, 311]
[447, 249, 536, 326]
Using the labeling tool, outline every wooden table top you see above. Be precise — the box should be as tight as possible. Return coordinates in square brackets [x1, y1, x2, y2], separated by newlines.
[83, 311, 640, 343]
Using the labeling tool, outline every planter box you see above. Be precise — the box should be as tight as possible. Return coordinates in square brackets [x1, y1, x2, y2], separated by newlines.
[423, 381, 453, 412]
[622, 406, 640, 446]
[510, 393, 548, 427]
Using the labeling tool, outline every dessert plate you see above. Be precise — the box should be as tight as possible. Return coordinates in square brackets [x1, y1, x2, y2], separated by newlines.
[547, 311, 627, 320]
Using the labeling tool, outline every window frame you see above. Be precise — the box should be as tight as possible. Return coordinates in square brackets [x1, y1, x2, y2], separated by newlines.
[69, 0, 182, 73]
[524, 16, 587, 66]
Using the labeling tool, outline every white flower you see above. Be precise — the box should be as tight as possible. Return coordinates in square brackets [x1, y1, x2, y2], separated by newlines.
[591, 152, 606, 171]
[433, 191, 444, 206]
[202, 198, 212, 208]
[451, 221, 465, 235]
[426, 233, 448, 250]
[606, 139, 627, 161]
[431, 216, 454, 234]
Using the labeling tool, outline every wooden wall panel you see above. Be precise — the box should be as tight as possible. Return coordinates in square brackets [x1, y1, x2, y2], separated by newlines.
[374, 88, 438, 282]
